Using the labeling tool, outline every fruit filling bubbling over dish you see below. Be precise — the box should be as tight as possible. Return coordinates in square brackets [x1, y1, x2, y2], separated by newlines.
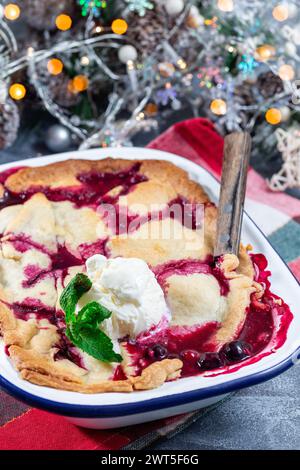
[125, 254, 292, 378]
[0, 164, 293, 379]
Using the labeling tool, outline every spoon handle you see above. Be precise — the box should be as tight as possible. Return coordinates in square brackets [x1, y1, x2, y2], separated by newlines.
[214, 132, 252, 258]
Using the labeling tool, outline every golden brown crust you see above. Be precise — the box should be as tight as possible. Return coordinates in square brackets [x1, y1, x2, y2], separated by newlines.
[9, 345, 181, 393]
[214, 254, 257, 344]
[140, 160, 210, 204]
[5, 159, 132, 192]
[4, 157, 208, 199]
[20, 370, 134, 393]
[0, 157, 257, 394]
[130, 359, 183, 390]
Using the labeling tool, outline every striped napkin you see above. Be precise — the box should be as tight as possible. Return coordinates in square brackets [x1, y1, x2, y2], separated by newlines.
[0, 118, 299, 450]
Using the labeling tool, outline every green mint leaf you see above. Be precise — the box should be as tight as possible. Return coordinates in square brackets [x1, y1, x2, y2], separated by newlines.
[60, 273, 123, 364]
[67, 325, 122, 363]
[60, 273, 92, 323]
[76, 301, 112, 327]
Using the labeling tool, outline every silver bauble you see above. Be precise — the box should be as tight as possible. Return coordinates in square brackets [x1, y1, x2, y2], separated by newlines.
[45, 124, 72, 153]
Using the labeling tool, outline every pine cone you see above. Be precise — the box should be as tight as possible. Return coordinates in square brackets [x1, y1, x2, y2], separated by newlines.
[257, 71, 284, 98]
[48, 73, 81, 108]
[234, 82, 255, 105]
[34, 60, 81, 108]
[0, 100, 20, 150]
[20, 0, 75, 31]
[126, 2, 199, 63]
[126, 3, 168, 57]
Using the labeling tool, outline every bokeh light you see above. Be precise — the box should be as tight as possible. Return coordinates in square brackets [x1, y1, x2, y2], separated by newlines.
[71, 75, 89, 93]
[111, 19, 128, 35]
[272, 4, 289, 21]
[9, 83, 26, 100]
[217, 0, 234, 12]
[55, 14, 72, 31]
[265, 108, 282, 125]
[278, 64, 295, 81]
[4, 3, 20, 21]
[47, 58, 64, 76]
[255, 44, 276, 61]
[210, 99, 227, 115]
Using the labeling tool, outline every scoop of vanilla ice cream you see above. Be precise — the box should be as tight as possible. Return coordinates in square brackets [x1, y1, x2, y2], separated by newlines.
[78, 254, 169, 341]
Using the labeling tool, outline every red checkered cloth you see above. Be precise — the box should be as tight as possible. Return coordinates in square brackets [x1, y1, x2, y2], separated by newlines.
[0, 118, 299, 450]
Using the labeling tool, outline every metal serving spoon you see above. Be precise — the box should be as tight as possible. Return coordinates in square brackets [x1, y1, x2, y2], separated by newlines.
[214, 132, 252, 258]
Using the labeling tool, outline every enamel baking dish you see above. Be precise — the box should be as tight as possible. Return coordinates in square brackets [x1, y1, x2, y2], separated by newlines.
[0, 147, 299, 429]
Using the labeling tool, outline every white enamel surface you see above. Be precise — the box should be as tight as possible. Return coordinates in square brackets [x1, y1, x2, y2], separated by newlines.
[0, 147, 299, 419]
[65, 394, 229, 429]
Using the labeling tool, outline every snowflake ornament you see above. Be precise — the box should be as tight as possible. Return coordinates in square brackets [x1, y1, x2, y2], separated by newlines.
[155, 85, 177, 106]
[238, 54, 258, 76]
[77, 0, 105, 18]
[125, 0, 154, 17]
[269, 128, 300, 191]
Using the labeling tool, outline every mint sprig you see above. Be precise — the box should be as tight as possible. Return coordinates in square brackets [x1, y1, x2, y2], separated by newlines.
[60, 273, 92, 323]
[60, 273, 122, 364]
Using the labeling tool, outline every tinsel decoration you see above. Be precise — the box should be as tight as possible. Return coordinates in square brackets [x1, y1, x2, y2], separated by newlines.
[0, 100, 20, 150]
[20, 0, 75, 31]
[257, 71, 284, 99]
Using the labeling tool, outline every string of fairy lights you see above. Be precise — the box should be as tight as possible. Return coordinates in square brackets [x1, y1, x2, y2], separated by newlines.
[1, 0, 300, 191]
[1, 4, 129, 100]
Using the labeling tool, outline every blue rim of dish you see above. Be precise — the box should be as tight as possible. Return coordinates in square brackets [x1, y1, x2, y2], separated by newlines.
[0, 347, 299, 418]
[0, 160, 299, 418]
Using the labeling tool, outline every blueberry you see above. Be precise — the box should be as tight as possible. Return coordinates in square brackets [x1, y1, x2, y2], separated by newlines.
[220, 340, 252, 363]
[147, 344, 168, 360]
[197, 352, 223, 371]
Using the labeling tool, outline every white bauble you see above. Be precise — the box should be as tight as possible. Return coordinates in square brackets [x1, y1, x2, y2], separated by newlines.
[280, 106, 291, 122]
[285, 41, 297, 56]
[165, 0, 184, 17]
[288, 4, 298, 19]
[171, 99, 181, 110]
[118, 45, 138, 64]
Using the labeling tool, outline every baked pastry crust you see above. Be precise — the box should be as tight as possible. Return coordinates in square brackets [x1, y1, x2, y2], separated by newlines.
[0, 158, 257, 393]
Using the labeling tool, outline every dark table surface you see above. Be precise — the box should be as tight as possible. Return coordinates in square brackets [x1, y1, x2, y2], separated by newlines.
[0, 113, 299, 451]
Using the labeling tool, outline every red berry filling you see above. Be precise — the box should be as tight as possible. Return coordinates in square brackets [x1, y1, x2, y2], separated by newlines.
[0, 163, 147, 210]
[124, 255, 293, 378]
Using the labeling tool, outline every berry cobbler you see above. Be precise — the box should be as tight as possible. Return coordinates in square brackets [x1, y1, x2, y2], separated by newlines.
[0, 159, 293, 393]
